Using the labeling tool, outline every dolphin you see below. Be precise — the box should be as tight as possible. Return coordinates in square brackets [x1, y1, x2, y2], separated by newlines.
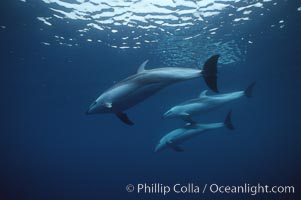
[163, 82, 255, 123]
[86, 55, 220, 125]
[155, 111, 234, 152]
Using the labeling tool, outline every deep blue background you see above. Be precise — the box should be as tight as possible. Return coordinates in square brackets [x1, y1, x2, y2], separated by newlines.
[1, 0, 300, 199]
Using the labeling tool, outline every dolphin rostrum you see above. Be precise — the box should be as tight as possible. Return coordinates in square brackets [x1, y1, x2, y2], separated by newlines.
[155, 111, 234, 152]
[86, 55, 220, 125]
[163, 82, 255, 123]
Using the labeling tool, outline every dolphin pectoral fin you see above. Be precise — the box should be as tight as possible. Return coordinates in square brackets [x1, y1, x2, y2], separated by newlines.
[116, 112, 134, 126]
[199, 90, 208, 98]
[201, 55, 219, 93]
[167, 141, 184, 152]
[244, 81, 256, 98]
[180, 113, 196, 125]
[224, 110, 234, 130]
[183, 117, 196, 125]
[172, 146, 184, 152]
[137, 60, 149, 73]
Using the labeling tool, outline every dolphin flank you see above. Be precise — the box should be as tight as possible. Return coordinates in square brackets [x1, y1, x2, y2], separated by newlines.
[163, 82, 255, 123]
[155, 111, 234, 152]
[86, 55, 220, 125]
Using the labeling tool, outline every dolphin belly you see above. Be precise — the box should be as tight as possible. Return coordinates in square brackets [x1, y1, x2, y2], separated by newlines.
[110, 82, 166, 112]
[191, 102, 223, 114]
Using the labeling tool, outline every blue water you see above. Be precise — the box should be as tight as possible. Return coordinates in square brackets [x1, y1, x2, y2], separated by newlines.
[1, 0, 301, 199]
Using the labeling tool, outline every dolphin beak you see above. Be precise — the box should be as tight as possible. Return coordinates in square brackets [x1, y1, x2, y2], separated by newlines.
[86, 101, 97, 115]
[85, 108, 91, 115]
[162, 111, 171, 119]
[154, 143, 163, 152]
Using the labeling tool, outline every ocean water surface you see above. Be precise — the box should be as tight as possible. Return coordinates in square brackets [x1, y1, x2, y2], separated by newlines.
[1, 0, 301, 199]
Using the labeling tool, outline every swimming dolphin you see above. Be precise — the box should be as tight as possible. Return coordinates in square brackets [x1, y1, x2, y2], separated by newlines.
[86, 55, 220, 125]
[163, 82, 255, 123]
[155, 111, 234, 152]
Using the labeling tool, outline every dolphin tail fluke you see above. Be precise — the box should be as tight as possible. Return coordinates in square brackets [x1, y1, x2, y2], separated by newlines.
[224, 110, 234, 130]
[244, 81, 256, 98]
[116, 112, 134, 126]
[201, 55, 219, 93]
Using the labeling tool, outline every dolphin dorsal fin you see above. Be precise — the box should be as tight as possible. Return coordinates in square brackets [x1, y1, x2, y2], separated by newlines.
[199, 90, 208, 98]
[137, 60, 149, 73]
